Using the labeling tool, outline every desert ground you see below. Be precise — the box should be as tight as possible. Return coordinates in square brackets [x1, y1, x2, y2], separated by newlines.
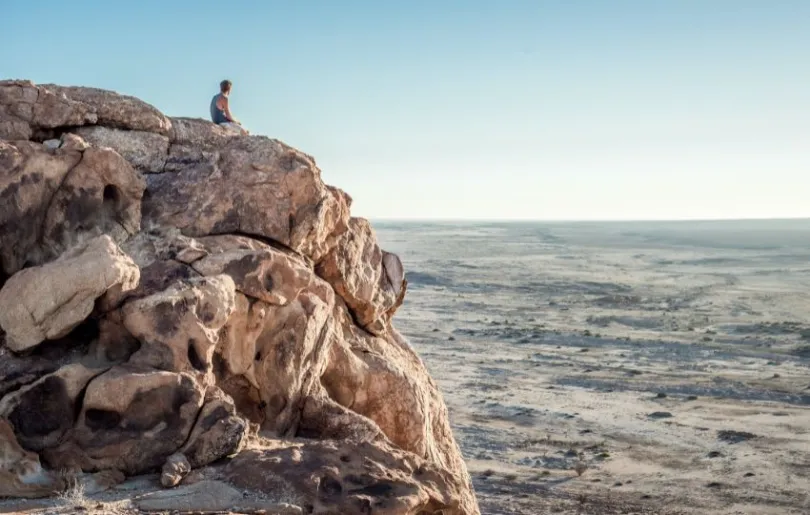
[376, 219, 810, 515]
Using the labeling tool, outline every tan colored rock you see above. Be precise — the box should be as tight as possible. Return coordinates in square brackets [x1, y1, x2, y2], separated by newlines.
[122, 275, 236, 376]
[0, 235, 139, 352]
[43, 84, 172, 134]
[59, 132, 90, 151]
[192, 241, 312, 306]
[0, 140, 145, 276]
[297, 394, 385, 444]
[43, 366, 205, 474]
[219, 289, 333, 436]
[72, 126, 169, 172]
[0, 140, 80, 274]
[320, 303, 477, 510]
[169, 116, 237, 149]
[0, 418, 66, 499]
[160, 452, 191, 488]
[224, 440, 470, 515]
[142, 136, 350, 262]
[0, 80, 97, 140]
[99, 228, 207, 311]
[180, 388, 248, 468]
[0, 364, 105, 451]
[41, 147, 146, 256]
[316, 217, 406, 333]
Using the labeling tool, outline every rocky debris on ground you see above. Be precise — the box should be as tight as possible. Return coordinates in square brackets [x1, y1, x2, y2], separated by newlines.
[0, 79, 478, 514]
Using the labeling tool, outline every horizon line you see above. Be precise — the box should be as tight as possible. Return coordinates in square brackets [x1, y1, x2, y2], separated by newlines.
[369, 216, 810, 223]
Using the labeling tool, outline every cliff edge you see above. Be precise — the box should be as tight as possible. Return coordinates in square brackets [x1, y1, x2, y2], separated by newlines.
[0, 80, 479, 515]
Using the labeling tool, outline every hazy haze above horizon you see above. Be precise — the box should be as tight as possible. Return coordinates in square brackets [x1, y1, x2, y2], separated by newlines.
[4, 0, 809, 221]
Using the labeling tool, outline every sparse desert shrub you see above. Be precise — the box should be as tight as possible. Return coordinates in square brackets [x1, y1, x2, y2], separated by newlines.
[574, 461, 588, 477]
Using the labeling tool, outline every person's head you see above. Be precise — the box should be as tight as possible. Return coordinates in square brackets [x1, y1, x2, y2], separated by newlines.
[220, 80, 232, 95]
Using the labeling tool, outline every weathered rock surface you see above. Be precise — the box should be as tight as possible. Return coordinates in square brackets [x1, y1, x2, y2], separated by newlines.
[222, 440, 470, 515]
[0, 139, 145, 276]
[43, 84, 172, 135]
[141, 136, 350, 263]
[0, 235, 139, 351]
[72, 126, 169, 173]
[317, 217, 406, 333]
[0, 80, 97, 140]
[0, 418, 65, 499]
[159, 452, 191, 488]
[0, 80, 478, 514]
[121, 274, 236, 377]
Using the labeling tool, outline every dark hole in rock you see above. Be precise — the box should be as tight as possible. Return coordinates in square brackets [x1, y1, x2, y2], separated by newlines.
[187, 339, 207, 371]
[263, 272, 274, 292]
[254, 352, 261, 362]
[85, 409, 122, 430]
[201, 308, 215, 324]
[104, 336, 141, 363]
[212, 352, 227, 379]
[319, 476, 343, 497]
[8, 375, 73, 439]
[18, 319, 98, 362]
[102, 185, 120, 204]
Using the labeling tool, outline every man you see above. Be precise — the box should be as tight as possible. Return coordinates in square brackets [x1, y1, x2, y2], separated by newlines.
[210, 80, 249, 134]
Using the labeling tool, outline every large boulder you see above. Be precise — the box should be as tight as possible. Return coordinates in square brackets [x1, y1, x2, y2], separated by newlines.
[0, 140, 145, 276]
[141, 136, 350, 263]
[122, 275, 236, 377]
[43, 84, 172, 135]
[0, 235, 139, 352]
[42, 366, 205, 475]
[316, 217, 406, 334]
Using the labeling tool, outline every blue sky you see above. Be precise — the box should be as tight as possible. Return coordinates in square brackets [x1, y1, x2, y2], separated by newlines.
[3, 1, 809, 220]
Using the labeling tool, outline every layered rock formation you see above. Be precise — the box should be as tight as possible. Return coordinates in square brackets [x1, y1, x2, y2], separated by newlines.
[0, 80, 478, 514]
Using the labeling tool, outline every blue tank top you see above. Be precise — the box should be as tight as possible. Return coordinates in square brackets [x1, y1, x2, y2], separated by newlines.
[210, 94, 228, 123]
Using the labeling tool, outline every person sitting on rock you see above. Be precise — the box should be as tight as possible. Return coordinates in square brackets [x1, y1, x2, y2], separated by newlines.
[210, 79, 249, 135]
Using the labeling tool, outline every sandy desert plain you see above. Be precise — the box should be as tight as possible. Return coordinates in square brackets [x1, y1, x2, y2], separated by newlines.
[375, 219, 810, 515]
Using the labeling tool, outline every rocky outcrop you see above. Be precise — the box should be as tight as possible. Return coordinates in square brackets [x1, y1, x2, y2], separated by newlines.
[0, 80, 478, 514]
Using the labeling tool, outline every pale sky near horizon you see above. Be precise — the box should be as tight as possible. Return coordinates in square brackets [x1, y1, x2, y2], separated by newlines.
[3, 1, 809, 221]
